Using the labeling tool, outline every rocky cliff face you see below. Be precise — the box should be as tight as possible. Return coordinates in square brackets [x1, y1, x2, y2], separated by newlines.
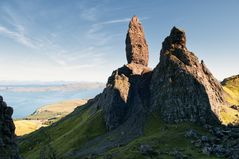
[150, 27, 226, 125]
[99, 63, 151, 130]
[0, 96, 20, 159]
[126, 16, 149, 66]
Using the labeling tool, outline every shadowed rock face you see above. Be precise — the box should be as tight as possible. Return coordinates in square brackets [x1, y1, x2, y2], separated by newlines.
[99, 63, 152, 130]
[0, 96, 20, 159]
[126, 16, 149, 66]
[150, 27, 225, 125]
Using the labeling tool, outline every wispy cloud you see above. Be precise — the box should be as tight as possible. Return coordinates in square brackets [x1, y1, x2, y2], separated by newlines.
[0, 25, 36, 48]
[85, 17, 148, 47]
[99, 18, 131, 25]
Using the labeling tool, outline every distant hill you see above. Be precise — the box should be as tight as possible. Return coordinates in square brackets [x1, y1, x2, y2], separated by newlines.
[15, 99, 87, 136]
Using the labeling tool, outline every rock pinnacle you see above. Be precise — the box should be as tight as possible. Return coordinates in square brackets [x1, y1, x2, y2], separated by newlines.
[125, 16, 149, 66]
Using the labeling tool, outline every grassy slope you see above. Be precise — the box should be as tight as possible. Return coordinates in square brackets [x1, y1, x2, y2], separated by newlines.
[222, 77, 239, 105]
[19, 110, 218, 159]
[221, 76, 239, 125]
[14, 120, 43, 136]
[96, 114, 218, 159]
[19, 104, 106, 159]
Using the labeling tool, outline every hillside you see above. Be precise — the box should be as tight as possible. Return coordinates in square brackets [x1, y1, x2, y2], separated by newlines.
[16, 16, 239, 159]
[222, 75, 239, 105]
[18, 98, 107, 158]
[220, 75, 239, 125]
[15, 99, 87, 136]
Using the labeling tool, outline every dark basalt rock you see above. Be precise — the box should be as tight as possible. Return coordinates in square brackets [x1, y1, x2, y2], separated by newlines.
[0, 96, 20, 159]
[99, 63, 152, 130]
[150, 27, 226, 125]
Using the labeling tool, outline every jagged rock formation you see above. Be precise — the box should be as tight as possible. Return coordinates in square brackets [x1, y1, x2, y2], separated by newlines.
[0, 96, 20, 159]
[150, 27, 226, 125]
[100, 63, 151, 130]
[98, 16, 151, 130]
[126, 16, 149, 66]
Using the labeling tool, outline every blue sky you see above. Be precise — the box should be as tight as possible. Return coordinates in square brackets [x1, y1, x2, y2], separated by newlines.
[0, 0, 238, 82]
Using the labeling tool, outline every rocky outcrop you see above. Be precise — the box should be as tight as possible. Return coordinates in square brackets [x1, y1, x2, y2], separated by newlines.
[99, 63, 152, 130]
[96, 16, 151, 130]
[100, 20, 226, 131]
[0, 96, 20, 159]
[126, 16, 149, 66]
[150, 27, 226, 125]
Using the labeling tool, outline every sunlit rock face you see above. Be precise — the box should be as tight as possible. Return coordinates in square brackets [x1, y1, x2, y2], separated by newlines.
[126, 16, 149, 66]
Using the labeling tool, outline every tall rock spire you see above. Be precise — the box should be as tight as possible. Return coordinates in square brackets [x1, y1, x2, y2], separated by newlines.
[125, 16, 149, 66]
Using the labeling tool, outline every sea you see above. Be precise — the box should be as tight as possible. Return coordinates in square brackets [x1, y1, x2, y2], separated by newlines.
[0, 83, 103, 119]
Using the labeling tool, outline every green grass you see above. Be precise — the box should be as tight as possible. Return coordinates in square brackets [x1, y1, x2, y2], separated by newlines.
[19, 105, 107, 159]
[97, 114, 218, 159]
[222, 77, 239, 105]
[220, 77, 239, 125]
[19, 109, 222, 159]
